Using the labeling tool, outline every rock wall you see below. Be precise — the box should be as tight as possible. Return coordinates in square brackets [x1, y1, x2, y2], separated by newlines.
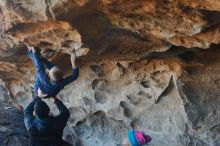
[0, 87, 28, 146]
[0, 0, 220, 146]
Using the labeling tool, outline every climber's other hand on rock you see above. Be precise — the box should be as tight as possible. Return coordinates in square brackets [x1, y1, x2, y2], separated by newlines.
[70, 51, 77, 69]
[76, 48, 89, 57]
[71, 51, 76, 60]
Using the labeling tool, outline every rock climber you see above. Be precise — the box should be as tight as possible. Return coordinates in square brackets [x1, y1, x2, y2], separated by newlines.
[26, 43, 89, 98]
[24, 96, 72, 146]
[122, 129, 152, 146]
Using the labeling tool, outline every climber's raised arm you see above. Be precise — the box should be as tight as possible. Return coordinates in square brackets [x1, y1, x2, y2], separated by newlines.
[26, 44, 47, 80]
[70, 51, 77, 69]
[59, 52, 79, 86]
[27, 44, 36, 63]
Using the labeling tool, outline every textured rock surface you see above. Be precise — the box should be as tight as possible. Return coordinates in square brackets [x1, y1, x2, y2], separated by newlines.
[0, 0, 220, 146]
[0, 87, 28, 146]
